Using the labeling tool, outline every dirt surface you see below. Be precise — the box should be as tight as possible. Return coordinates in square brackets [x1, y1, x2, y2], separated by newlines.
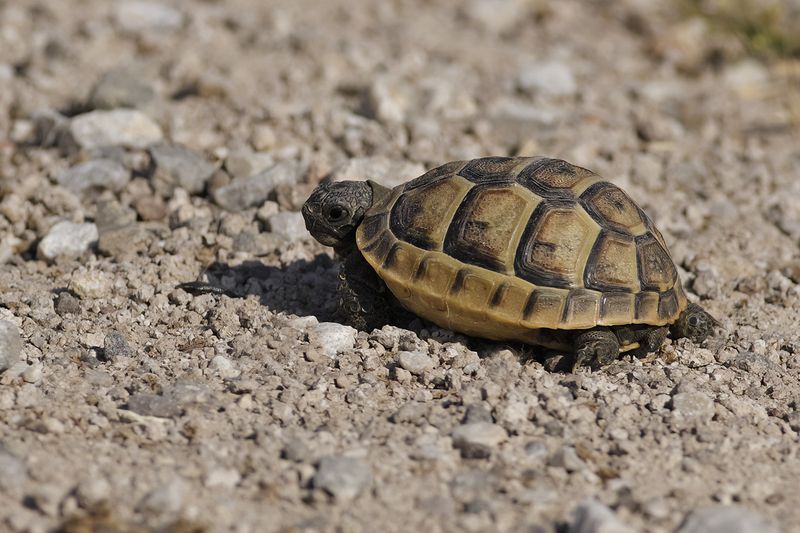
[1, 1, 800, 532]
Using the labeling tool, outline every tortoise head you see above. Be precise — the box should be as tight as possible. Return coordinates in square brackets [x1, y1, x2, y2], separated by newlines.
[302, 180, 374, 249]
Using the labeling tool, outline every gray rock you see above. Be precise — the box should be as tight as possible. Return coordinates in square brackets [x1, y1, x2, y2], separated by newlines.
[677, 505, 778, 533]
[451, 422, 508, 459]
[224, 148, 275, 180]
[104, 331, 135, 360]
[126, 393, 183, 418]
[329, 157, 425, 189]
[518, 61, 578, 97]
[114, 1, 185, 33]
[55, 159, 130, 196]
[69, 110, 163, 150]
[149, 143, 216, 195]
[313, 456, 371, 501]
[75, 476, 111, 508]
[89, 69, 156, 110]
[463, 404, 493, 425]
[569, 498, 635, 533]
[137, 478, 189, 515]
[31, 109, 72, 149]
[213, 161, 304, 211]
[37, 221, 98, 261]
[95, 200, 136, 233]
[670, 391, 715, 422]
[548, 446, 588, 473]
[266, 211, 309, 241]
[307, 323, 357, 357]
[54, 292, 81, 316]
[0, 450, 28, 493]
[397, 350, 433, 376]
[281, 437, 313, 463]
[0, 321, 22, 373]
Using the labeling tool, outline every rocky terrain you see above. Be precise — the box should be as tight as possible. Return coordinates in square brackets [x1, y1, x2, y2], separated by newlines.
[1, 0, 799, 531]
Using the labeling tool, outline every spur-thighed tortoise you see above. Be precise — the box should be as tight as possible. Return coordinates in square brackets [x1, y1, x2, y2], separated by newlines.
[302, 156, 715, 369]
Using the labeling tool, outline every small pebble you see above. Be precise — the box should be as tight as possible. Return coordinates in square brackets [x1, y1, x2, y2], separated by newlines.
[126, 393, 183, 418]
[313, 456, 371, 501]
[149, 143, 216, 195]
[55, 159, 130, 196]
[21, 363, 42, 384]
[136, 479, 188, 515]
[104, 331, 135, 360]
[518, 61, 578, 97]
[70, 270, 113, 299]
[670, 391, 715, 422]
[451, 422, 508, 459]
[209, 355, 240, 379]
[37, 221, 98, 261]
[89, 69, 156, 110]
[397, 350, 433, 376]
[69, 110, 163, 150]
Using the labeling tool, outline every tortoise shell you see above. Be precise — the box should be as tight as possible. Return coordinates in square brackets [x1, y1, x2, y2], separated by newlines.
[355, 156, 687, 344]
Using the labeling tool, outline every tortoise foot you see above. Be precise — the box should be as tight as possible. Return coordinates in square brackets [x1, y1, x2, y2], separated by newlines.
[572, 329, 620, 371]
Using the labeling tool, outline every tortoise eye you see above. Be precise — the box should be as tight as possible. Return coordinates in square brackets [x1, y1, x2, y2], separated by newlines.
[326, 205, 348, 222]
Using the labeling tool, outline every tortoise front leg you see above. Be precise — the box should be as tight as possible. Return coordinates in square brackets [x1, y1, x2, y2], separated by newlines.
[336, 250, 393, 331]
[572, 328, 620, 371]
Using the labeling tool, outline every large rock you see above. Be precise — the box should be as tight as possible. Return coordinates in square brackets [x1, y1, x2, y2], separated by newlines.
[89, 69, 157, 110]
[0, 321, 22, 373]
[313, 456, 371, 501]
[37, 221, 98, 261]
[329, 157, 425, 189]
[149, 143, 216, 195]
[677, 505, 778, 533]
[55, 159, 130, 196]
[212, 161, 304, 211]
[69, 110, 163, 150]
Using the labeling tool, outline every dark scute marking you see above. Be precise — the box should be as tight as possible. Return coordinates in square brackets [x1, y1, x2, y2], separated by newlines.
[635, 234, 677, 291]
[382, 243, 401, 270]
[658, 289, 678, 321]
[458, 157, 518, 184]
[414, 257, 430, 281]
[389, 189, 436, 250]
[450, 269, 468, 295]
[513, 200, 581, 289]
[522, 290, 539, 321]
[362, 232, 392, 263]
[360, 214, 384, 243]
[443, 184, 511, 273]
[517, 158, 580, 199]
[583, 230, 635, 293]
[405, 160, 466, 191]
[490, 283, 509, 308]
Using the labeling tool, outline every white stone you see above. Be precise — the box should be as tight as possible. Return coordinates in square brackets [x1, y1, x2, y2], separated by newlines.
[37, 221, 98, 261]
[308, 323, 357, 357]
[677, 505, 778, 533]
[452, 422, 508, 458]
[518, 61, 578, 97]
[69, 110, 163, 150]
[329, 157, 425, 189]
[71, 269, 114, 299]
[267, 212, 309, 242]
[397, 351, 433, 376]
[209, 355, 240, 379]
[0, 321, 22, 372]
[114, 1, 184, 33]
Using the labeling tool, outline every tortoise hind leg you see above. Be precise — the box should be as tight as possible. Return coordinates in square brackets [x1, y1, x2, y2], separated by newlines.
[633, 326, 669, 358]
[572, 328, 620, 371]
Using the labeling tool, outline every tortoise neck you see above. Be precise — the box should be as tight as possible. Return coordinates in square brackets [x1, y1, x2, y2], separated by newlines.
[366, 180, 392, 211]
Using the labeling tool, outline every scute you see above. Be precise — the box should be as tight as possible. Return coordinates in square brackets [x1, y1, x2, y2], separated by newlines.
[356, 156, 686, 340]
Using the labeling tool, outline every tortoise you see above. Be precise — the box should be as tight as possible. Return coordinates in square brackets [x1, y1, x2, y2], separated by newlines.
[301, 156, 716, 369]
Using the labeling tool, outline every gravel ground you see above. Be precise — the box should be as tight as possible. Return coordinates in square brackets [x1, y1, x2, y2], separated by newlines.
[1, 1, 800, 532]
